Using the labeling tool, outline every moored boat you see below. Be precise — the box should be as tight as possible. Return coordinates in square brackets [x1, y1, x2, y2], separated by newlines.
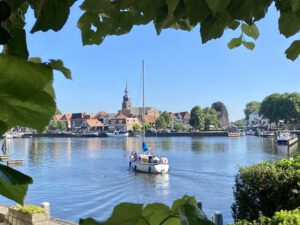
[260, 131, 275, 138]
[277, 132, 298, 146]
[106, 131, 129, 137]
[228, 132, 240, 137]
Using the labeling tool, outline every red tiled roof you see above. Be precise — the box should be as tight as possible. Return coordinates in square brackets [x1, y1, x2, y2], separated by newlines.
[95, 111, 109, 118]
[82, 114, 91, 119]
[61, 113, 72, 120]
[86, 119, 104, 127]
[180, 111, 190, 119]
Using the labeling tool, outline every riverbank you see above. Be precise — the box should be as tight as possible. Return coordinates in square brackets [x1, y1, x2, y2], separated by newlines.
[21, 131, 228, 138]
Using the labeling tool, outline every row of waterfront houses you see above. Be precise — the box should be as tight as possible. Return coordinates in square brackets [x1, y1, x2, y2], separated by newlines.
[49, 84, 191, 133]
[50, 111, 191, 133]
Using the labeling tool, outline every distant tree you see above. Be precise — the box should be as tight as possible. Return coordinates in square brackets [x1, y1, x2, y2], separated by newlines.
[161, 112, 171, 126]
[58, 121, 66, 131]
[189, 106, 204, 130]
[132, 123, 141, 132]
[173, 122, 187, 132]
[143, 122, 151, 131]
[211, 101, 229, 127]
[155, 112, 171, 129]
[55, 108, 62, 115]
[259, 93, 282, 123]
[285, 93, 300, 123]
[233, 119, 247, 127]
[203, 107, 219, 130]
[244, 101, 261, 120]
[259, 93, 300, 123]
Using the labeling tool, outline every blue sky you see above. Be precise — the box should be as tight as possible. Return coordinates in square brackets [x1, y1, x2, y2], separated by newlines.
[25, 3, 300, 121]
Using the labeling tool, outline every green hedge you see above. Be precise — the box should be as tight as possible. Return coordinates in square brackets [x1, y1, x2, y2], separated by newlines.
[231, 209, 300, 225]
[12, 205, 45, 214]
[232, 157, 300, 221]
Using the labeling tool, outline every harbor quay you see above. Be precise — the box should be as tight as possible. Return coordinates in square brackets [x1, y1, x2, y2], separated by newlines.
[0, 203, 77, 225]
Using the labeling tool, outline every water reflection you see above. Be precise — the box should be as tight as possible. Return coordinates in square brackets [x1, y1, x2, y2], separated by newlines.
[277, 143, 299, 158]
[133, 172, 170, 196]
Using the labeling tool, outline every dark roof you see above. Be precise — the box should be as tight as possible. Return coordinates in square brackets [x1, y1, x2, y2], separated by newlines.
[71, 113, 82, 119]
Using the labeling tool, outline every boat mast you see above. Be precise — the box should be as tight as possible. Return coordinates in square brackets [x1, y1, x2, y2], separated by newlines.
[142, 60, 145, 143]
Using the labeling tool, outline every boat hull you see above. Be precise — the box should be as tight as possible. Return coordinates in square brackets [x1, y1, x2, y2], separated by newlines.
[106, 132, 129, 137]
[277, 133, 298, 146]
[130, 161, 169, 174]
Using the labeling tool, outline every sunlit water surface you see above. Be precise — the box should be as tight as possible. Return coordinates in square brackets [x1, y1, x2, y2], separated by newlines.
[1, 136, 299, 224]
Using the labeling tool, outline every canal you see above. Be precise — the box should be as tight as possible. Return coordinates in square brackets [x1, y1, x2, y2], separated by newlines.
[0, 136, 299, 224]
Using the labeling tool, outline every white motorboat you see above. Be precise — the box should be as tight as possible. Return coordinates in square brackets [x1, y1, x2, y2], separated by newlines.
[277, 132, 298, 146]
[129, 61, 169, 174]
[260, 131, 275, 138]
[130, 152, 169, 174]
[106, 131, 129, 137]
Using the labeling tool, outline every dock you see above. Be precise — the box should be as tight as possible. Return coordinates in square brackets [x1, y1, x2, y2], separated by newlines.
[6, 159, 23, 166]
[0, 156, 9, 161]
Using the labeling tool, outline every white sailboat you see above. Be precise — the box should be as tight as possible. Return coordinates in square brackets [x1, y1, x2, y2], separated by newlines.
[129, 61, 169, 174]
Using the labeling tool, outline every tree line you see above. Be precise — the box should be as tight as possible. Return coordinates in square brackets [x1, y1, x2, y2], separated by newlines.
[154, 101, 229, 131]
[244, 92, 300, 124]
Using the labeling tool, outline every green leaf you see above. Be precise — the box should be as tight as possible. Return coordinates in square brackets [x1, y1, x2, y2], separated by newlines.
[81, 203, 146, 225]
[0, 164, 33, 205]
[4, 28, 29, 59]
[80, 218, 100, 225]
[242, 41, 255, 50]
[154, 0, 180, 34]
[77, 12, 106, 45]
[278, 12, 300, 38]
[0, 55, 56, 135]
[227, 20, 240, 30]
[227, 35, 242, 49]
[167, 0, 179, 16]
[172, 195, 198, 215]
[29, 0, 75, 33]
[184, 0, 211, 26]
[285, 40, 300, 61]
[241, 23, 259, 40]
[230, 0, 272, 24]
[80, 0, 111, 14]
[179, 202, 214, 225]
[291, 0, 300, 12]
[2, 1, 29, 59]
[47, 59, 72, 79]
[162, 217, 181, 225]
[200, 10, 232, 43]
[29, 57, 42, 63]
[205, 0, 231, 14]
[142, 203, 172, 225]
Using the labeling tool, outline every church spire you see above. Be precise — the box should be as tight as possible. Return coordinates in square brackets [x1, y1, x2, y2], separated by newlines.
[122, 82, 132, 110]
[125, 82, 128, 96]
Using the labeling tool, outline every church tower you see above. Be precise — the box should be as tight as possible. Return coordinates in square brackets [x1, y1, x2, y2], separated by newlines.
[122, 83, 132, 110]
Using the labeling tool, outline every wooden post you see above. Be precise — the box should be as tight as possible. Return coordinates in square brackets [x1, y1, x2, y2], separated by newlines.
[213, 211, 223, 225]
[41, 202, 50, 218]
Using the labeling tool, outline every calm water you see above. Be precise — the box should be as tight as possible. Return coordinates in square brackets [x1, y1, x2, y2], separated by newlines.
[1, 136, 299, 223]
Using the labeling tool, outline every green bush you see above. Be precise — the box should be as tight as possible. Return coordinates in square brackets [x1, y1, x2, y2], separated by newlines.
[272, 208, 300, 224]
[12, 205, 45, 214]
[230, 209, 300, 225]
[232, 157, 300, 221]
